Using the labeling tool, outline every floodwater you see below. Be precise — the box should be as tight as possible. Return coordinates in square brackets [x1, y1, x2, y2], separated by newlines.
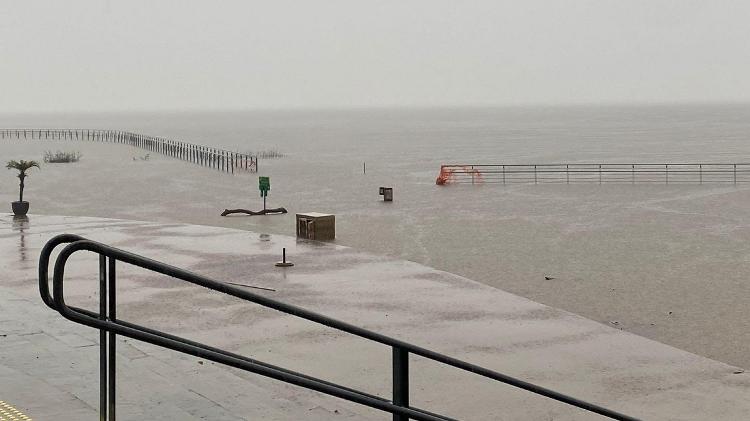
[2, 104, 750, 368]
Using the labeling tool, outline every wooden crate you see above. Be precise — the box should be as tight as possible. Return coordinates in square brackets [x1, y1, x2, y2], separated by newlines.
[296, 213, 335, 241]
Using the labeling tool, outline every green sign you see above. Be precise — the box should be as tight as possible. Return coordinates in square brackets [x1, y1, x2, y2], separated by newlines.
[259, 176, 270, 197]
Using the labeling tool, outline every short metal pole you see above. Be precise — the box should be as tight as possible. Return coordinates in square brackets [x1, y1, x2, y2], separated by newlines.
[534, 165, 537, 184]
[632, 164, 635, 184]
[99, 255, 108, 421]
[502, 165, 506, 184]
[566, 164, 569, 184]
[599, 164, 602, 184]
[392, 347, 409, 421]
[700, 164, 702, 184]
[734, 164, 737, 185]
[666, 164, 669, 184]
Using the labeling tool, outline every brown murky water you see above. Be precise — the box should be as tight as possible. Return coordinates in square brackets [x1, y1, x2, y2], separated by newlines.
[2, 104, 750, 367]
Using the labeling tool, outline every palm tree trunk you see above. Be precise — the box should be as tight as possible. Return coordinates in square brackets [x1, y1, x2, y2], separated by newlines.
[18, 177, 25, 202]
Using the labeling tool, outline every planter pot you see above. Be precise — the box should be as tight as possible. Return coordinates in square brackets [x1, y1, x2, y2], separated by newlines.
[11, 201, 29, 216]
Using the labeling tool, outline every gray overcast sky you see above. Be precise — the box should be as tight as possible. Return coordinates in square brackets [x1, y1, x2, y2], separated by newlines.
[1, 0, 749, 112]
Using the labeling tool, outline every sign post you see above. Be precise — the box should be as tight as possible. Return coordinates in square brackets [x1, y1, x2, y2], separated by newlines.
[259, 176, 270, 210]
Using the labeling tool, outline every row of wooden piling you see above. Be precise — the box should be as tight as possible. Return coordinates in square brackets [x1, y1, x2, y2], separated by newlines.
[0, 128, 257, 174]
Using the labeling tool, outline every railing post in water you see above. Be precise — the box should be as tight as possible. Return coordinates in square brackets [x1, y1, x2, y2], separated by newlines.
[734, 164, 737, 185]
[534, 165, 537, 184]
[632, 164, 635, 184]
[392, 347, 409, 421]
[599, 164, 602, 184]
[502, 165, 506, 185]
[566, 164, 570, 184]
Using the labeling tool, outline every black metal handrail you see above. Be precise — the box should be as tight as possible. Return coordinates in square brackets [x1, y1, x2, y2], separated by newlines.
[39, 235, 640, 421]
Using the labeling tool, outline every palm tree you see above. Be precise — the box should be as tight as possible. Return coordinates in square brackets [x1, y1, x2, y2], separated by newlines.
[6, 160, 40, 202]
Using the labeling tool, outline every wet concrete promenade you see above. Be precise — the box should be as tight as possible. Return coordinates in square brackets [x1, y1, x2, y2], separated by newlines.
[1, 215, 748, 420]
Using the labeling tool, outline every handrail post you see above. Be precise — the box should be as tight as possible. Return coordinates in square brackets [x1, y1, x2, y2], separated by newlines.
[599, 164, 602, 184]
[98, 254, 117, 421]
[534, 165, 537, 184]
[632, 164, 635, 184]
[108, 258, 117, 421]
[566, 164, 569, 184]
[392, 347, 409, 421]
[734, 164, 737, 185]
[99, 255, 108, 421]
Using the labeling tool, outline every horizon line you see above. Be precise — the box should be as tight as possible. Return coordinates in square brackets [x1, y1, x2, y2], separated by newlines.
[2, 99, 750, 115]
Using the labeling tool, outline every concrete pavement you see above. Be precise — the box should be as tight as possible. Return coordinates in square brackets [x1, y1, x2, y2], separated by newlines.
[1, 215, 748, 420]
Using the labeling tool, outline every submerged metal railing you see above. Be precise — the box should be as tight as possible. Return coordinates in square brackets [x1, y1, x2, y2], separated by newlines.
[39, 235, 640, 421]
[436, 163, 750, 185]
[1, 128, 257, 173]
